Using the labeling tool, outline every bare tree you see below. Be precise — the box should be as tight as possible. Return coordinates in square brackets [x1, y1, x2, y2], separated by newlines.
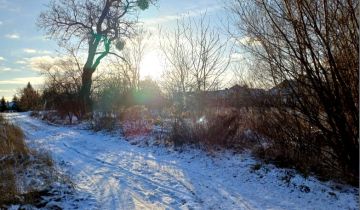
[38, 0, 155, 114]
[229, 0, 359, 182]
[160, 15, 231, 111]
[39, 49, 83, 94]
[160, 20, 193, 111]
[39, 48, 103, 121]
[40, 50, 84, 122]
[184, 15, 231, 92]
[109, 27, 149, 90]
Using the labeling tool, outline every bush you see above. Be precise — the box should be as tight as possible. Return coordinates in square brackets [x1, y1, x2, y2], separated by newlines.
[91, 115, 117, 132]
[248, 108, 357, 185]
[197, 110, 240, 151]
[167, 118, 193, 148]
[120, 106, 154, 138]
[166, 109, 250, 151]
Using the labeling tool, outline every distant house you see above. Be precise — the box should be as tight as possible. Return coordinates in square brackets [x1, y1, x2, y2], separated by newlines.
[6, 101, 18, 111]
[202, 88, 231, 107]
[171, 84, 270, 110]
[268, 79, 308, 106]
[6, 101, 14, 109]
[189, 85, 268, 108]
[269, 80, 297, 95]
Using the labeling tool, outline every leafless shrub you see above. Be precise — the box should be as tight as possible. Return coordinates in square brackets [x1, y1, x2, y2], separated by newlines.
[228, 0, 359, 185]
[249, 108, 349, 181]
[40, 49, 91, 123]
[194, 110, 240, 151]
[165, 109, 256, 152]
[166, 118, 193, 148]
[91, 116, 117, 132]
[120, 106, 153, 138]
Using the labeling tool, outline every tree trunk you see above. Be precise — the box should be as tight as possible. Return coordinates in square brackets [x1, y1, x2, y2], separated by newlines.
[79, 68, 94, 116]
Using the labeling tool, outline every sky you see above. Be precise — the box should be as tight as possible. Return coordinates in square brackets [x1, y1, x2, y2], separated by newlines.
[0, 0, 231, 101]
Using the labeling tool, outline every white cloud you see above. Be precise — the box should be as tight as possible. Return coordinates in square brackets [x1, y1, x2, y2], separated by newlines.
[0, 66, 20, 72]
[143, 4, 222, 26]
[15, 60, 26, 64]
[20, 55, 59, 72]
[0, 56, 5, 61]
[0, 89, 15, 93]
[0, 89, 17, 101]
[0, 67, 12, 72]
[144, 14, 184, 25]
[23, 48, 37, 54]
[5, 33, 20, 39]
[23, 48, 52, 54]
[0, 76, 44, 85]
[233, 36, 261, 46]
[17, 55, 80, 72]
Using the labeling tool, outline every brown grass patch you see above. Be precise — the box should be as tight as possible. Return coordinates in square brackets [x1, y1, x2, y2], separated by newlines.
[0, 114, 57, 206]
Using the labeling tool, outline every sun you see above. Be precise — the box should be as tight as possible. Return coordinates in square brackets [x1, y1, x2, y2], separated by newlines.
[139, 50, 165, 80]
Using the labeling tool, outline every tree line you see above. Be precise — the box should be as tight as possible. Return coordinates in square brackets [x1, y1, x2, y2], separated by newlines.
[0, 83, 40, 112]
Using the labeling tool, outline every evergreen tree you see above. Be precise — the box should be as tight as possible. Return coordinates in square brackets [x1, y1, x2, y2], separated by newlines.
[0, 97, 6, 112]
[12, 95, 20, 111]
[19, 82, 41, 111]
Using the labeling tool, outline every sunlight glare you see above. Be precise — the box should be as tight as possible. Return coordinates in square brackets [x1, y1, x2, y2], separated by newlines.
[139, 50, 165, 80]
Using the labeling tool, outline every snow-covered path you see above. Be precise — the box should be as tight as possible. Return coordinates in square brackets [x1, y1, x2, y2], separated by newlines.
[6, 113, 358, 210]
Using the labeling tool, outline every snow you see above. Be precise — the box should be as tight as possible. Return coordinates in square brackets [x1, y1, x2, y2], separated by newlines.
[5, 112, 359, 210]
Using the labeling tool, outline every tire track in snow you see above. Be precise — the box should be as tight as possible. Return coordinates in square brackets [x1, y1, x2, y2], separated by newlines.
[61, 142, 202, 207]
[8, 113, 254, 209]
[102, 152, 254, 209]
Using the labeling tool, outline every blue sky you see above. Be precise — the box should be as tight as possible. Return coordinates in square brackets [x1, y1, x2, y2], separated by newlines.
[0, 0, 228, 100]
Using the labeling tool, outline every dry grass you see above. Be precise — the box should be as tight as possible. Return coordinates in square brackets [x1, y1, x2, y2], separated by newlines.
[0, 114, 28, 204]
[0, 167, 17, 205]
[0, 114, 57, 207]
[0, 121, 27, 156]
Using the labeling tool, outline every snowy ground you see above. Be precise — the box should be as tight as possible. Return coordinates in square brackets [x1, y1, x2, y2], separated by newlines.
[5, 112, 359, 210]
